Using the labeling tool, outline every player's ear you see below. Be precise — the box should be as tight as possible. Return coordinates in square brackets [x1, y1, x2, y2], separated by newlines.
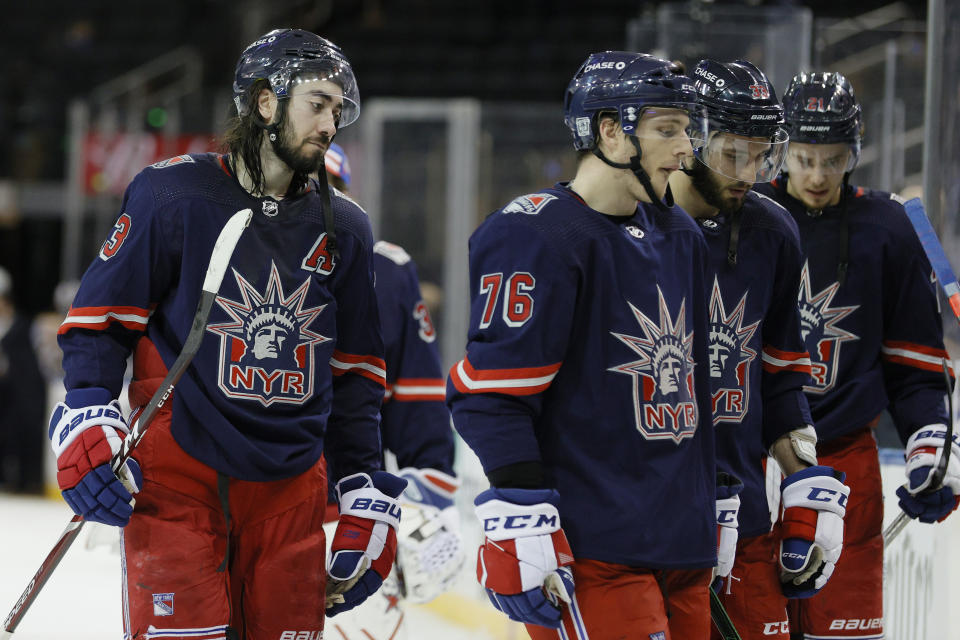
[596, 115, 622, 153]
[257, 88, 279, 124]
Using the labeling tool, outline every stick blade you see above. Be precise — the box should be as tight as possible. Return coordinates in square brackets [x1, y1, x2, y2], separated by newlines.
[201, 209, 252, 294]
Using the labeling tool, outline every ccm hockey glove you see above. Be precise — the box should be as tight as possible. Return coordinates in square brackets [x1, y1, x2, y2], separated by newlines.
[326, 471, 408, 616]
[395, 467, 465, 603]
[897, 424, 960, 523]
[474, 488, 575, 628]
[48, 388, 142, 527]
[778, 466, 849, 598]
[714, 472, 744, 591]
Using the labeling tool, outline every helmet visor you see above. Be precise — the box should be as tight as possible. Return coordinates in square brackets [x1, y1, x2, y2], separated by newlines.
[691, 129, 789, 183]
[619, 103, 708, 151]
[784, 142, 858, 176]
[275, 59, 360, 128]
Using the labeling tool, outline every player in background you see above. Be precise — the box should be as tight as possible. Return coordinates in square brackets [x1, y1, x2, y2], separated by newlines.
[448, 51, 717, 639]
[51, 29, 407, 639]
[754, 72, 956, 640]
[669, 59, 850, 640]
[322, 144, 465, 640]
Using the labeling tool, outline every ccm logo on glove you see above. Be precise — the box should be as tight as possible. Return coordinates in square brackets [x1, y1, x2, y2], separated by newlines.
[482, 513, 558, 533]
[806, 487, 848, 505]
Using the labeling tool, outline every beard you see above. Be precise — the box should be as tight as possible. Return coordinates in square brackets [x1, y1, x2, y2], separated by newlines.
[271, 111, 330, 175]
[688, 159, 748, 216]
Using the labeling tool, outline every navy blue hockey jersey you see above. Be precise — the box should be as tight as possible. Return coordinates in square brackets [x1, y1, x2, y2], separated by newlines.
[373, 241, 454, 473]
[754, 179, 950, 443]
[58, 153, 386, 482]
[447, 184, 716, 569]
[695, 191, 814, 538]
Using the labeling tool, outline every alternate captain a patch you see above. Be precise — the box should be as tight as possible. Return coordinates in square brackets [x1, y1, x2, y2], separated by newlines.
[797, 261, 859, 394]
[609, 287, 698, 443]
[207, 261, 330, 406]
[502, 193, 557, 215]
[152, 593, 174, 616]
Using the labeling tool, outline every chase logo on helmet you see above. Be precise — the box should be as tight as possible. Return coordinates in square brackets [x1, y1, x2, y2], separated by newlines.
[207, 261, 330, 406]
[584, 60, 627, 72]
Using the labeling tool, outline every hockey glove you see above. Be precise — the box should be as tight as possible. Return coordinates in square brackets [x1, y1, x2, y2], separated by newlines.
[48, 388, 142, 527]
[474, 487, 575, 629]
[778, 466, 849, 598]
[714, 472, 743, 592]
[395, 467, 466, 603]
[897, 424, 960, 523]
[326, 471, 408, 616]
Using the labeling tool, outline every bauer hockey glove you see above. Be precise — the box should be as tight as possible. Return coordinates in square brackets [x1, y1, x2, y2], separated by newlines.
[395, 467, 466, 603]
[896, 424, 960, 523]
[326, 471, 408, 616]
[48, 388, 142, 527]
[778, 466, 849, 598]
[474, 487, 576, 629]
[713, 472, 744, 592]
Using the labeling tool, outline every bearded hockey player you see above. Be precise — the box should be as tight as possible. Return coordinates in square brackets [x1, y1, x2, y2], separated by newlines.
[50, 28, 407, 639]
[670, 59, 850, 640]
[322, 144, 465, 640]
[448, 51, 717, 638]
[755, 71, 955, 640]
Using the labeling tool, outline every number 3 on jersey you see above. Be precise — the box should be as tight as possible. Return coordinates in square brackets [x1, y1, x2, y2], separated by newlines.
[478, 272, 535, 328]
[99, 213, 132, 261]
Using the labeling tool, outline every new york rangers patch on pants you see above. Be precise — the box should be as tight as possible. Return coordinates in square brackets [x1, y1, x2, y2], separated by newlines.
[152, 593, 174, 616]
[649, 633, 666, 640]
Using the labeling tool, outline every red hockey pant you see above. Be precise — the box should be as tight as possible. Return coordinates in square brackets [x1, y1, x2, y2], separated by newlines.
[121, 416, 328, 640]
[525, 558, 711, 640]
[788, 426, 884, 639]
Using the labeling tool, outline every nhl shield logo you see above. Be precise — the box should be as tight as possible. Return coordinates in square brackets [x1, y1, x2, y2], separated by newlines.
[707, 278, 760, 424]
[609, 287, 699, 443]
[262, 199, 279, 217]
[207, 262, 330, 406]
[797, 262, 859, 394]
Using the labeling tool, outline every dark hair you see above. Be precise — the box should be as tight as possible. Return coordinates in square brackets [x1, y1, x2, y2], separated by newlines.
[220, 79, 309, 197]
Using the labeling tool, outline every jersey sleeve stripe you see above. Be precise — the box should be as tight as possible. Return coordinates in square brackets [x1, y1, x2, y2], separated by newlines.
[390, 378, 446, 402]
[330, 350, 387, 387]
[58, 305, 152, 334]
[448, 356, 561, 396]
[881, 341, 952, 374]
[761, 347, 812, 374]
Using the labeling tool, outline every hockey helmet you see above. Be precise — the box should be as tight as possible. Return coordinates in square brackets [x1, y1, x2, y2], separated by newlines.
[563, 51, 702, 151]
[782, 71, 862, 174]
[232, 28, 360, 128]
[690, 59, 788, 183]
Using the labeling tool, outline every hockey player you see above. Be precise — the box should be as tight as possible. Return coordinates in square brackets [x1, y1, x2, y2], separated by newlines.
[669, 59, 850, 640]
[447, 51, 717, 638]
[50, 29, 407, 639]
[322, 144, 465, 639]
[754, 72, 956, 640]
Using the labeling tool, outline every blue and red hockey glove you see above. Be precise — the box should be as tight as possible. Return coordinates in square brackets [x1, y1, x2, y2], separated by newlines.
[48, 387, 142, 527]
[474, 487, 575, 629]
[326, 471, 408, 616]
[778, 465, 849, 598]
[897, 424, 960, 523]
[713, 472, 743, 592]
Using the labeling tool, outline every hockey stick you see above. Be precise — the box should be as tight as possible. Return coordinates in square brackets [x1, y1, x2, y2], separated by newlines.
[882, 196, 959, 548]
[710, 586, 742, 640]
[1, 208, 252, 639]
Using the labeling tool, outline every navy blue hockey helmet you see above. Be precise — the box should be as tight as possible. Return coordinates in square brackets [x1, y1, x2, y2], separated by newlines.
[782, 71, 862, 173]
[690, 59, 788, 183]
[563, 51, 700, 151]
[233, 28, 360, 128]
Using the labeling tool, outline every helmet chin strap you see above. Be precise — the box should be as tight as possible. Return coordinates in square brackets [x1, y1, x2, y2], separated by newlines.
[591, 136, 673, 212]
